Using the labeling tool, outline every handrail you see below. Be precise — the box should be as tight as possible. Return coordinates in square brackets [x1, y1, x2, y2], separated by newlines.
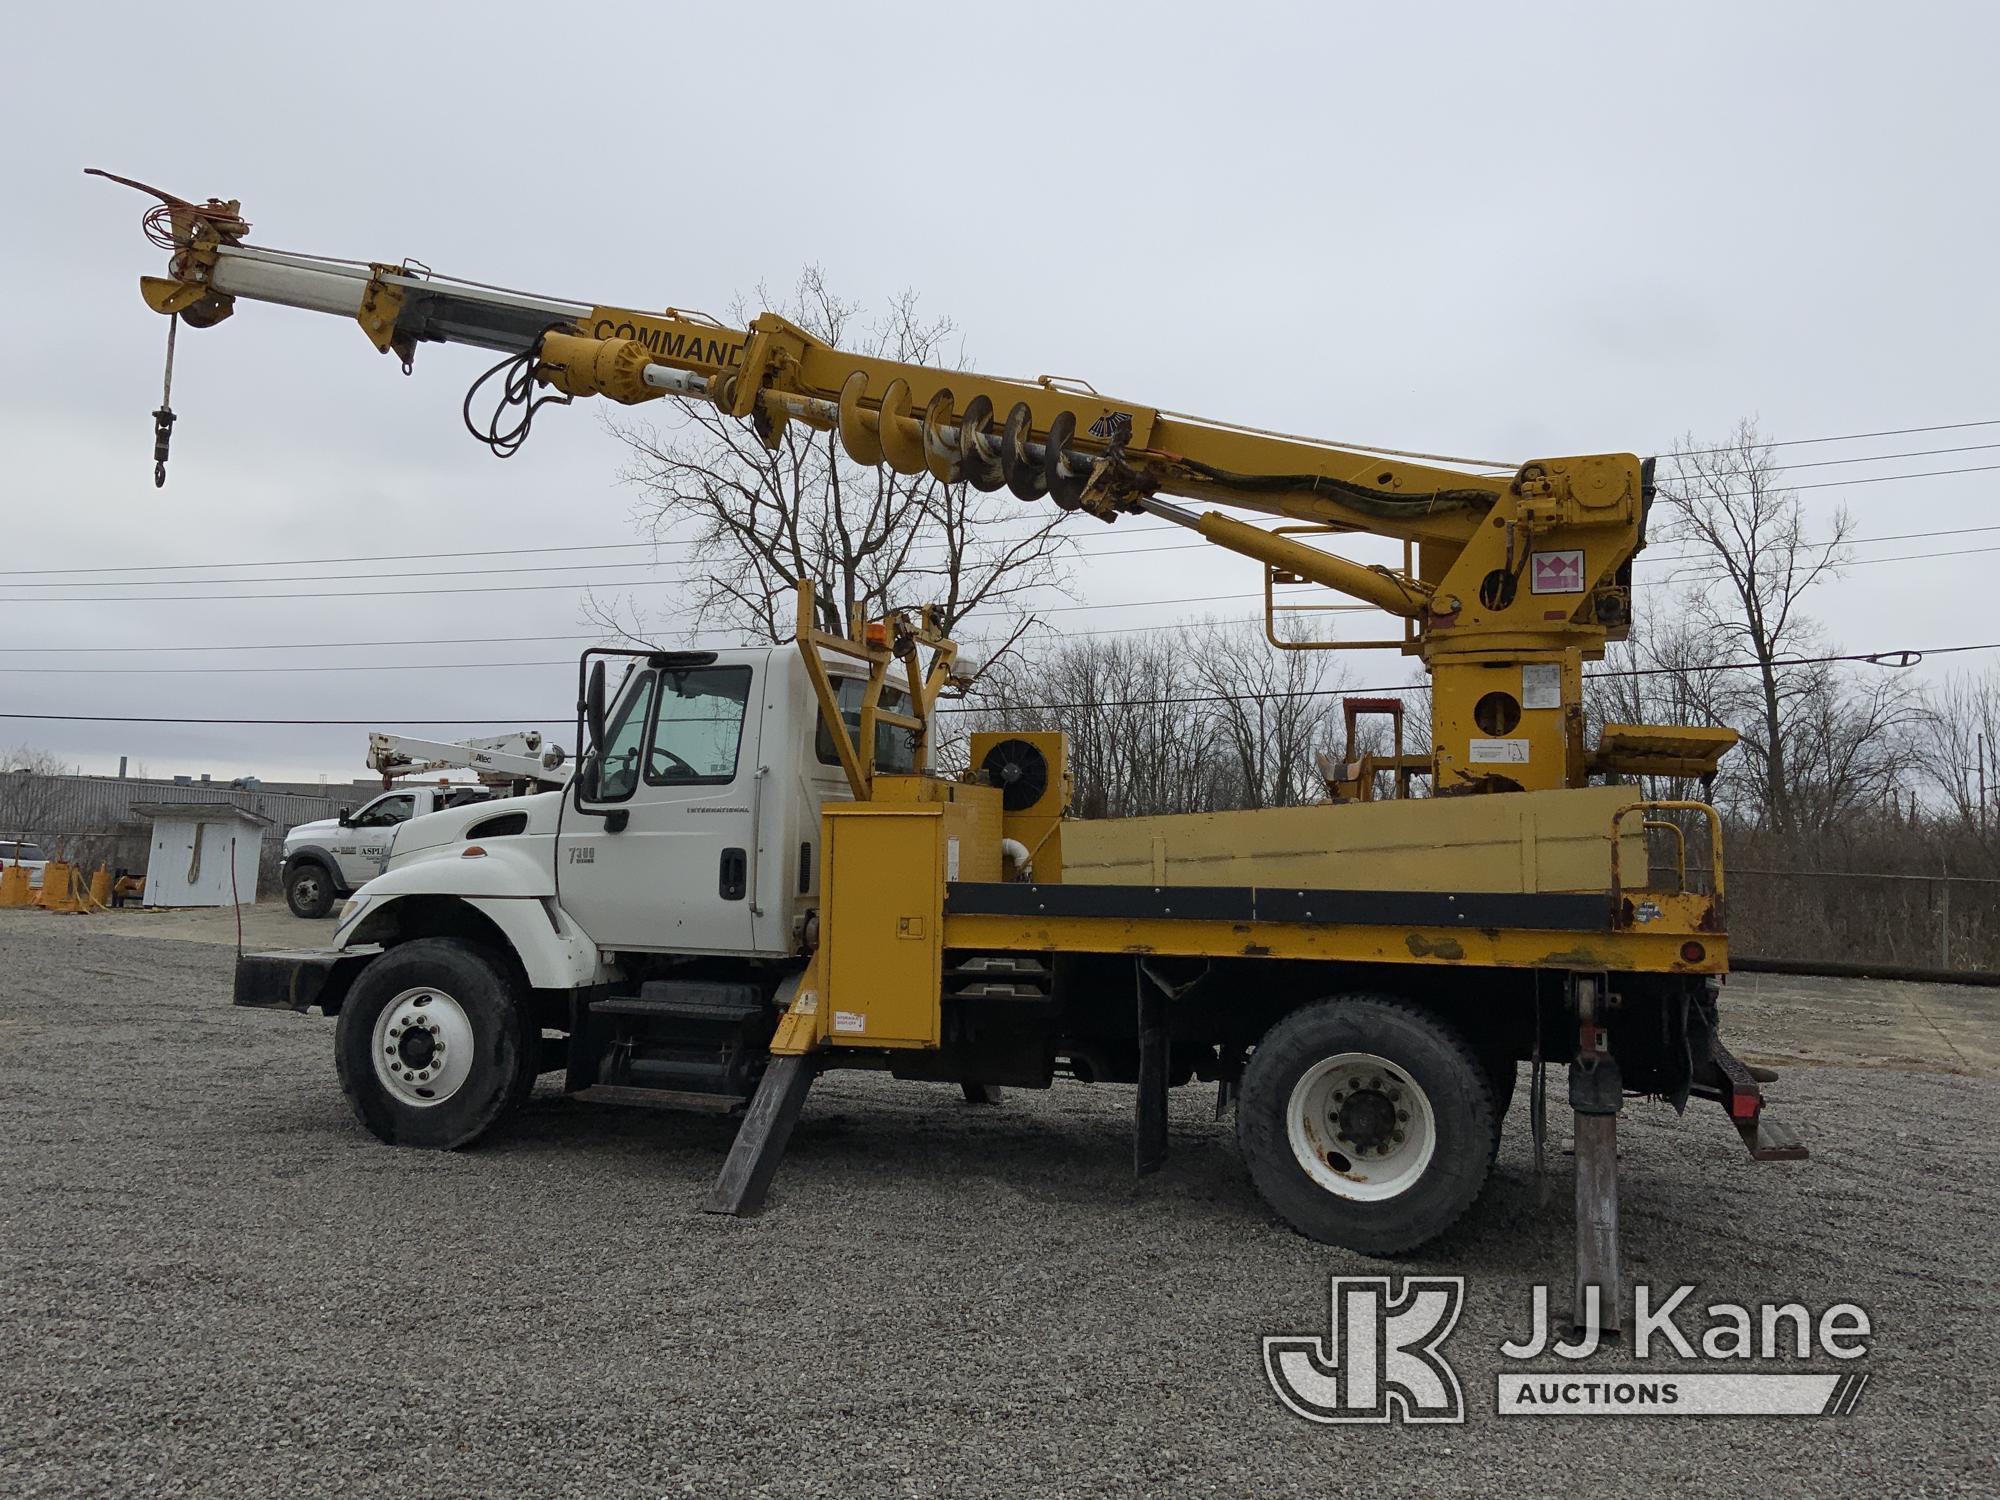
[1641, 817, 1688, 890]
[1609, 800, 1724, 917]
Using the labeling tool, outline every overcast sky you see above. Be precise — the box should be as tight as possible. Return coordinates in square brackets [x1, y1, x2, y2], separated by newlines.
[4, 2, 1997, 784]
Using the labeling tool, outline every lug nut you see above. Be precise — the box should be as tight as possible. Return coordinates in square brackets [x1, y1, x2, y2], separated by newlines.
[1392, 1131, 1405, 1143]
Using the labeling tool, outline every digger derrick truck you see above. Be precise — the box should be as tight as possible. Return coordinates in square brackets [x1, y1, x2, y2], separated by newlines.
[100, 172, 1802, 1326]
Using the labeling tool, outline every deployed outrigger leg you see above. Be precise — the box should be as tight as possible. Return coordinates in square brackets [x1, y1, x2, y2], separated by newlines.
[1569, 973, 1623, 1336]
[701, 1056, 818, 1216]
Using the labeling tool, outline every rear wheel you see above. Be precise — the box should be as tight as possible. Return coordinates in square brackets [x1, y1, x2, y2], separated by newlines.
[1238, 996, 1495, 1255]
[284, 862, 336, 919]
[334, 938, 533, 1149]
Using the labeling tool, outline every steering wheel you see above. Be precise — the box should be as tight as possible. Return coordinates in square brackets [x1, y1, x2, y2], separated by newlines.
[649, 745, 697, 779]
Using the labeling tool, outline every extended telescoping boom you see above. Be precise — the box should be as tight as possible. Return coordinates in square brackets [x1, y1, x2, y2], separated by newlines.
[94, 168, 1724, 799]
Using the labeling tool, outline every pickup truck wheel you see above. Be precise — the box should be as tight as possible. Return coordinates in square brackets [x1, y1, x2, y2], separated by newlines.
[334, 938, 531, 1149]
[284, 862, 336, 919]
[1238, 996, 1494, 1256]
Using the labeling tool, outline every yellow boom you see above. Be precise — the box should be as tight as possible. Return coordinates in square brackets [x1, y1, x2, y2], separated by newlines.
[96, 169, 1716, 793]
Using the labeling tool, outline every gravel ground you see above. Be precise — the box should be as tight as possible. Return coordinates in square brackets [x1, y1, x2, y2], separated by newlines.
[2, 922, 1996, 1498]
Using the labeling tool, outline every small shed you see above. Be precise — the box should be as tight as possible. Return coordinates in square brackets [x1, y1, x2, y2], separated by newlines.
[132, 802, 273, 907]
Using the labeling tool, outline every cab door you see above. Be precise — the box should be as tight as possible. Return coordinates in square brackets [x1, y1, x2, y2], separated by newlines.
[340, 791, 415, 887]
[558, 656, 765, 955]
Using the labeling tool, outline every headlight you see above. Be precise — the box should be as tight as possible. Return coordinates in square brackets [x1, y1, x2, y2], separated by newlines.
[336, 895, 367, 928]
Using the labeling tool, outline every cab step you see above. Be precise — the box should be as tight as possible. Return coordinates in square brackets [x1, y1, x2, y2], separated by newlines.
[575, 1083, 747, 1114]
[1697, 1037, 1810, 1162]
[596, 981, 767, 1024]
[579, 981, 774, 1101]
[1735, 1111, 1808, 1161]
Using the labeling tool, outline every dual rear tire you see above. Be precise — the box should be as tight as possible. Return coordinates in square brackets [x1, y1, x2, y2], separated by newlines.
[1238, 996, 1497, 1255]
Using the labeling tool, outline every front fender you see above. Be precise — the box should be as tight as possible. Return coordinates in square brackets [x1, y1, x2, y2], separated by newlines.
[336, 836, 598, 991]
[464, 895, 603, 989]
[283, 844, 346, 884]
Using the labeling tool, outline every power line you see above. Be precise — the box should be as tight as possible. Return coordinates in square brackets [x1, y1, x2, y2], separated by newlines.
[0, 419, 1970, 580]
[1, 503, 1989, 669]
[0, 538, 668, 579]
[1669, 418, 2000, 459]
[1656, 461, 2000, 502]
[4, 639, 1992, 725]
[0, 632, 608, 656]
[6, 438, 1999, 589]
[0, 529, 1988, 669]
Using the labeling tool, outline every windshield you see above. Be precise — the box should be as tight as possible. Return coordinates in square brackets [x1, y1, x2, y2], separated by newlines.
[0, 841, 48, 862]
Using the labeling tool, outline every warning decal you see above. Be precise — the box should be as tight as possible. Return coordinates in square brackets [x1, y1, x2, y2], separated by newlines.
[1529, 549, 1586, 594]
[1469, 738, 1531, 764]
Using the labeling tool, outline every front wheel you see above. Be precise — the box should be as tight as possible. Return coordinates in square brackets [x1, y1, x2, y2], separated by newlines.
[1238, 996, 1495, 1255]
[284, 862, 336, 919]
[334, 938, 534, 1149]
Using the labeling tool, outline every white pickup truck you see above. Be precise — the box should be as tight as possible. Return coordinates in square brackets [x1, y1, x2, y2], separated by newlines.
[282, 785, 493, 917]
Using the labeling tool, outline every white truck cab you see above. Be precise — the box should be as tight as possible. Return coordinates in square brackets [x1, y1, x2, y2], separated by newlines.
[282, 784, 493, 917]
[326, 647, 906, 958]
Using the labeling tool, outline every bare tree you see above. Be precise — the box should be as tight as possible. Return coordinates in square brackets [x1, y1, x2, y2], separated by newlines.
[1189, 618, 1348, 809]
[963, 618, 1358, 817]
[598, 267, 1072, 661]
[0, 745, 73, 842]
[1914, 670, 2000, 871]
[1655, 420, 1856, 835]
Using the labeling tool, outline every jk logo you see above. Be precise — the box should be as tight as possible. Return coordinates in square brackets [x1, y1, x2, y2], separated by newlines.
[1264, 1276, 1466, 1424]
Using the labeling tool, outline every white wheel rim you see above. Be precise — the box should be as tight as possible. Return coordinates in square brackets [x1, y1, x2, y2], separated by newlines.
[1285, 1051, 1437, 1202]
[371, 986, 475, 1108]
[293, 873, 321, 906]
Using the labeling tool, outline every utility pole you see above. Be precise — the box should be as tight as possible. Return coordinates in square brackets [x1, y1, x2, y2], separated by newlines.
[1980, 732, 1988, 832]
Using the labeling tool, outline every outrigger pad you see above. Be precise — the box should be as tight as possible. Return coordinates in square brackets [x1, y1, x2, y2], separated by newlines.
[701, 1055, 817, 1217]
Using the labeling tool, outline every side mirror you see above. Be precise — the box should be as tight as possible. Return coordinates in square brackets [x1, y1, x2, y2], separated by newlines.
[337, 810, 352, 828]
[585, 659, 608, 754]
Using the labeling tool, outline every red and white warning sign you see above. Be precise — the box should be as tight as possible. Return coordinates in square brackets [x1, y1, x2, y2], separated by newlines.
[1529, 549, 1586, 594]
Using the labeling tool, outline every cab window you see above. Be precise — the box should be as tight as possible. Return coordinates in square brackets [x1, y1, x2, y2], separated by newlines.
[646, 666, 752, 785]
[815, 678, 917, 773]
[354, 794, 415, 829]
[596, 669, 657, 802]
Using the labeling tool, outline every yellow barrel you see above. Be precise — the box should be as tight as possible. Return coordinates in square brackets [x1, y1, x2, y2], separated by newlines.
[32, 860, 72, 909]
[89, 865, 113, 908]
[0, 864, 30, 908]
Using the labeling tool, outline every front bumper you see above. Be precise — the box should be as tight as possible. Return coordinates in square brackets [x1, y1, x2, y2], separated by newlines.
[234, 945, 383, 1013]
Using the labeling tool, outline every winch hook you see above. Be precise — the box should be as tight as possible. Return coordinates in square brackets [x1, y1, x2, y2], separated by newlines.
[152, 312, 179, 488]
